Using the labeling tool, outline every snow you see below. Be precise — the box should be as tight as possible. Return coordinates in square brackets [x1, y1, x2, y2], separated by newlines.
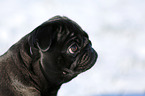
[0, 0, 145, 96]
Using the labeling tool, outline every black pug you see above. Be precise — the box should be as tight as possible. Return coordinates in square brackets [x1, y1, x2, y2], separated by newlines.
[0, 16, 98, 96]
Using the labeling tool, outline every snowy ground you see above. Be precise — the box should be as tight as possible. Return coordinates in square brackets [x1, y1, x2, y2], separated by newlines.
[0, 0, 145, 96]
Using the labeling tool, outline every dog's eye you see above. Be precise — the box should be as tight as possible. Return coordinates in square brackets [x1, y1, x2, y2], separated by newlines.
[68, 44, 78, 54]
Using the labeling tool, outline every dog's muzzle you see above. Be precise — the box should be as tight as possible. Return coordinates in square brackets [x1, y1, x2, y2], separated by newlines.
[76, 47, 97, 72]
[65, 45, 97, 74]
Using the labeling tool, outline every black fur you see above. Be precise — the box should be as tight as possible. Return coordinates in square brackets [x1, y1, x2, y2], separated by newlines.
[0, 16, 98, 96]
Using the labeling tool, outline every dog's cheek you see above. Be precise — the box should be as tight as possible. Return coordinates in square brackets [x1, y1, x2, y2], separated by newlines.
[40, 54, 55, 70]
[57, 56, 64, 66]
[56, 56, 72, 70]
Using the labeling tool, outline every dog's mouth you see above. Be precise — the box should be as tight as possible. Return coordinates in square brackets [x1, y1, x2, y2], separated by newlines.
[61, 48, 97, 83]
[61, 52, 92, 83]
[75, 48, 98, 72]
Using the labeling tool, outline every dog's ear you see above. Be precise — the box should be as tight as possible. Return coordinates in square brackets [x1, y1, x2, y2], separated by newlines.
[28, 24, 57, 52]
[28, 16, 67, 52]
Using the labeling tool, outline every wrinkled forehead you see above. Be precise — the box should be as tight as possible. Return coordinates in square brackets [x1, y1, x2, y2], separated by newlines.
[49, 16, 88, 37]
[64, 19, 88, 38]
[55, 18, 89, 43]
[59, 24, 90, 48]
[63, 23, 89, 43]
[43, 16, 89, 38]
[40, 16, 89, 45]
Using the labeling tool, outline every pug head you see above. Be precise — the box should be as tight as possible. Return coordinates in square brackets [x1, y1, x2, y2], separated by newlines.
[29, 16, 98, 84]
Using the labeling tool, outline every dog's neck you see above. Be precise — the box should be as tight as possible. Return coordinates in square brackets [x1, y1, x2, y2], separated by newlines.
[8, 36, 61, 95]
[21, 42, 62, 94]
[29, 48, 62, 95]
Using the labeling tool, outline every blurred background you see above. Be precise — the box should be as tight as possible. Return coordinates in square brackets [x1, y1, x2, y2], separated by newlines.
[0, 0, 145, 96]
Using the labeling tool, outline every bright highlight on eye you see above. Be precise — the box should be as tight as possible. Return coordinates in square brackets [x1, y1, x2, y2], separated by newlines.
[68, 44, 78, 54]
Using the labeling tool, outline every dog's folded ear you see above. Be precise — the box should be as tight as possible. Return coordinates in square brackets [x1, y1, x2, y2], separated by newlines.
[28, 16, 68, 52]
[28, 23, 57, 52]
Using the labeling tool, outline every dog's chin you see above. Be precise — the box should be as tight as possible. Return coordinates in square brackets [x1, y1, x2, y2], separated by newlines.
[75, 48, 97, 72]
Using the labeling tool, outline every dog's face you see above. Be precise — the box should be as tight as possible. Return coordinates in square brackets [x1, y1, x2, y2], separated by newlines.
[29, 16, 98, 84]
